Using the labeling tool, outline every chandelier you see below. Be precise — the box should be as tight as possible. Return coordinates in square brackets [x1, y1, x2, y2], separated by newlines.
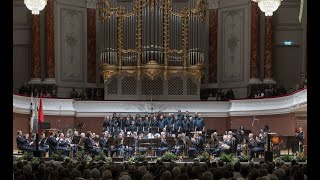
[24, 0, 48, 15]
[255, 0, 283, 16]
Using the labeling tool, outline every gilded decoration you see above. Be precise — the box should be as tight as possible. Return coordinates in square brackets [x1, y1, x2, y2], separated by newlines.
[97, 0, 206, 82]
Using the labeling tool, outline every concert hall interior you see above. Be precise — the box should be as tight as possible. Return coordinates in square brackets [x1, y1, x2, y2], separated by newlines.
[13, 0, 307, 179]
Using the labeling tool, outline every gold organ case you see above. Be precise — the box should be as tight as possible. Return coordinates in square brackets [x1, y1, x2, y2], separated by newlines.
[97, 0, 207, 100]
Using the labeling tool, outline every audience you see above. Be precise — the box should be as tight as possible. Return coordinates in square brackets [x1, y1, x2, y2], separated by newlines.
[13, 159, 308, 180]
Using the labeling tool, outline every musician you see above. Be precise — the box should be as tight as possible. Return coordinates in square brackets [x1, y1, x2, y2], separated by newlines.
[251, 133, 267, 158]
[157, 132, 169, 156]
[102, 116, 111, 132]
[99, 131, 110, 156]
[143, 116, 150, 133]
[150, 116, 159, 133]
[84, 131, 99, 155]
[207, 132, 219, 155]
[130, 117, 137, 133]
[174, 133, 189, 156]
[77, 132, 85, 149]
[39, 133, 49, 152]
[136, 117, 144, 135]
[247, 133, 257, 158]
[188, 117, 195, 135]
[216, 135, 231, 155]
[116, 133, 125, 157]
[158, 116, 166, 133]
[188, 131, 204, 158]
[181, 116, 189, 136]
[173, 116, 181, 135]
[295, 127, 304, 154]
[185, 111, 191, 120]
[124, 115, 132, 133]
[112, 116, 120, 137]
[71, 131, 80, 156]
[165, 113, 174, 134]
[16, 130, 35, 152]
[57, 133, 71, 155]
[194, 112, 198, 121]
[237, 126, 245, 144]
[195, 114, 205, 132]
[177, 110, 184, 121]
[123, 132, 134, 159]
[119, 114, 125, 132]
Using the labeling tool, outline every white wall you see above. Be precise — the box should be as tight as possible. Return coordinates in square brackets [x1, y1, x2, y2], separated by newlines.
[271, 0, 307, 91]
[13, 0, 32, 92]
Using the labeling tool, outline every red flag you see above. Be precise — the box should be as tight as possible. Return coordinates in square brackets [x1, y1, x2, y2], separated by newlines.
[38, 95, 44, 133]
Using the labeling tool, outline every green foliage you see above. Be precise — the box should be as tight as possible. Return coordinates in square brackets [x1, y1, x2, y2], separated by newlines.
[159, 152, 178, 162]
[295, 152, 307, 162]
[17, 152, 33, 161]
[128, 153, 147, 164]
[238, 155, 251, 162]
[51, 151, 65, 161]
[93, 151, 112, 163]
[274, 155, 294, 162]
[195, 151, 210, 162]
[31, 157, 40, 164]
[220, 153, 235, 162]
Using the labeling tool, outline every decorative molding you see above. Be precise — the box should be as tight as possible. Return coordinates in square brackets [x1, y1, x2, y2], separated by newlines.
[13, 89, 307, 117]
[86, 0, 97, 9]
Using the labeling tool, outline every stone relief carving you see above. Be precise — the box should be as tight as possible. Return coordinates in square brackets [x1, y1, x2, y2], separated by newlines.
[61, 9, 83, 81]
[222, 10, 242, 82]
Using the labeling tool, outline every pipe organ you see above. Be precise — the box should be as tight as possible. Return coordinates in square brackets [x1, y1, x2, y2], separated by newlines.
[97, 0, 207, 100]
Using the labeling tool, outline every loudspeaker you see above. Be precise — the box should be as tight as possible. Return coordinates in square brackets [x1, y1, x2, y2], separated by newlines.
[39, 122, 51, 129]
[264, 151, 273, 162]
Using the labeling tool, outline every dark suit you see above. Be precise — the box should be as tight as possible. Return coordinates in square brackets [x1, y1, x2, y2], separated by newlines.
[296, 131, 304, 152]
[16, 135, 35, 152]
[99, 137, 110, 156]
[84, 137, 99, 155]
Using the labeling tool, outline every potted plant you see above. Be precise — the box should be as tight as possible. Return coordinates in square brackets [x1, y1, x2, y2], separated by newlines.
[158, 152, 178, 162]
[238, 155, 250, 162]
[195, 151, 210, 162]
[128, 153, 147, 164]
[93, 151, 112, 163]
[295, 152, 307, 162]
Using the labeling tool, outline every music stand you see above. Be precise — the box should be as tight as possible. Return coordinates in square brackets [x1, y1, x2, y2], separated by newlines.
[166, 137, 175, 149]
[123, 137, 135, 157]
[186, 139, 193, 157]
[138, 139, 150, 156]
[73, 136, 81, 144]
[150, 138, 160, 157]
[177, 138, 186, 157]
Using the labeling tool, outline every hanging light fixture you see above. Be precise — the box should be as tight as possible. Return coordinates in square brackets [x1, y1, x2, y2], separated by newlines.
[24, 0, 48, 15]
[254, 0, 283, 16]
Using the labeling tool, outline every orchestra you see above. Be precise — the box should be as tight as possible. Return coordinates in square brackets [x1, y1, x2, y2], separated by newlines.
[15, 111, 303, 160]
